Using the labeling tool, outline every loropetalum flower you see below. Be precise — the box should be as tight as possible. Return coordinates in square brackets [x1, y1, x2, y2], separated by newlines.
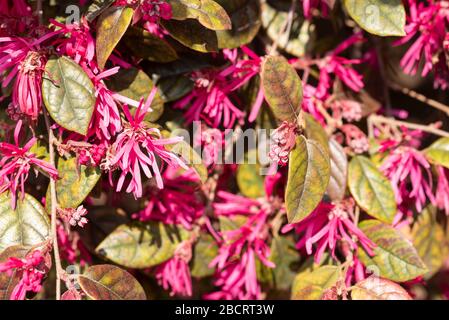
[0, 121, 58, 208]
[132, 167, 204, 230]
[193, 124, 223, 167]
[316, 33, 365, 99]
[282, 199, 375, 264]
[0, 249, 49, 300]
[206, 192, 275, 300]
[175, 69, 246, 128]
[102, 88, 187, 198]
[0, 32, 59, 120]
[302, 0, 332, 19]
[380, 147, 435, 213]
[395, 0, 449, 89]
[57, 222, 92, 267]
[58, 205, 89, 228]
[155, 239, 194, 297]
[269, 121, 298, 166]
[339, 124, 369, 154]
[0, 0, 33, 35]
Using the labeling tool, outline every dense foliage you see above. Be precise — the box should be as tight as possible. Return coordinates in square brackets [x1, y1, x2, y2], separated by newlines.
[1, 0, 449, 300]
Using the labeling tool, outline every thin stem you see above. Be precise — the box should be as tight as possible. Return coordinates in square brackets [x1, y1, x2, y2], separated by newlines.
[269, 0, 297, 55]
[389, 83, 449, 117]
[369, 114, 449, 138]
[373, 38, 392, 116]
[36, 0, 44, 25]
[44, 111, 63, 300]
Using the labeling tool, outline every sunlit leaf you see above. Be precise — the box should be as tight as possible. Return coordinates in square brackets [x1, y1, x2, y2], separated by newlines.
[0, 193, 50, 252]
[261, 55, 302, 122]
[343, 0, 406, 37]
[358, 220, 428, 282]
[348, 156, 396, 224]
[304, 113, 329, 155]
[96, 223, 190, 269]
[96, 6, 134, 69]
[52, 157, 101, 209]
[285, 136, 330, 224]
[78, 264, 146, 300]
[424, 137, 449, 169]
[326, 139, 348, 202]
[42, 56, 96, 135]
[411, 206, 448, 277]
[291, 265, 341, 300]
[351, 276, 412, 300]
[169, 0, 232, 30]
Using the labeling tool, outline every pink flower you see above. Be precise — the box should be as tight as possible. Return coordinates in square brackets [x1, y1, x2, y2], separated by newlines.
[269, 121, 298, 166]
[0, 121, 58, 208]
[103, 87, 187, 198]
[331, 99, 362, 122]
[155, 240, 193, 297]
[0, 249, 48, 300]
[282, 200, 375, 264]
[206, 192, 275, 300]
[316, 33, 365, 98]
[380, 147, 435, 212]
[302, 0, 332, 19]
[0, 32, 59, 120]
[395, 0, 449, 89]
[193, 124, 223, 167]
[57, 222, 92, 266]
[59, 205, 89, 228]
[339, 124, 369, 154]
[175, 69, 246, 128]
[132, 167, 204, 229]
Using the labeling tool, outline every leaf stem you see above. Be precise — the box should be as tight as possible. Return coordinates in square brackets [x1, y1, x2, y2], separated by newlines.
[44, 111, 63, 300]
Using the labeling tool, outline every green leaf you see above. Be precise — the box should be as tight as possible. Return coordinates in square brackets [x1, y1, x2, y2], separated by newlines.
[358, 220, 428, 282]
[106, 67, 164, 122]
[411, 206, 448, 277]
[0, 193, 50, 252]
[261, 55, 302, 122]
[42, 56, 96, 135]
[52, 157, 101, 209]
[169, 0, 232, 31]
[326, 139, 348, 202]
[285, 136, 330, 224]
[191, 234, 218, 278]
[96, 223, 190, 269]
[166, 139, 208, 184]
[162, 19, 219, 52]
[348, 156, 396, 224]
[96, 6, 134, 69]
[123, 27, 179, 63]
[236, 150, 265, 199]
[343, 0, 406, 37]
[0, 245, 29, 300]
[291, 265, 341, 300]
[304, 113, 329, 155]
[215, 0, 262, 49]
[351, 276, 412, 300]
[78, 264, 146, 300]
[261, 2, 312, 57]
[424, 137, 449, 169]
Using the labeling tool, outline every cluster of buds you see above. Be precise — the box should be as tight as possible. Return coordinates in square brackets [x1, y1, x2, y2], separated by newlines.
[58, 206, 89, 228]
[269, 121, 298, 166]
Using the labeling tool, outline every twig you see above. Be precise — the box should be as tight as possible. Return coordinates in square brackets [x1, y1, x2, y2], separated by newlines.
[389, 83, 449, 117]
[36, 0, 44, 25]
[43, 112, 63, 300]
[373, 38, 392, 116]
[269, 0, 297, 55]
[369, 114, 449, 138]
